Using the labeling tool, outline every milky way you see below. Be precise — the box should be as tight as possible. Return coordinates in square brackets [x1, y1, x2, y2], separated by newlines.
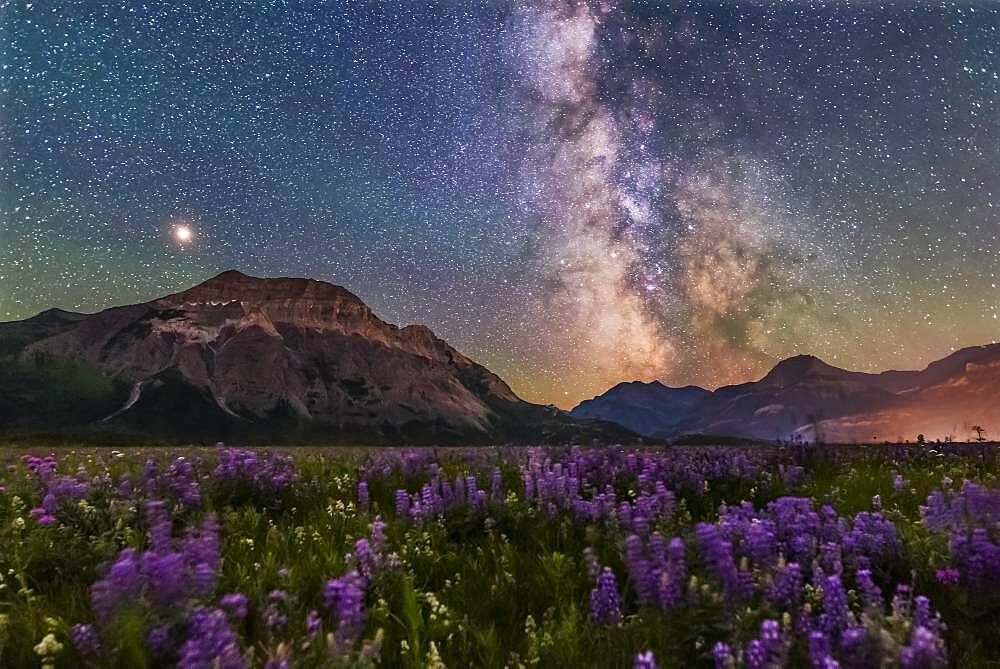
[2, 1, 999, 406]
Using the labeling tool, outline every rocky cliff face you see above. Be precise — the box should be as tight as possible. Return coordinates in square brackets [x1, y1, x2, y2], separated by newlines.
[0, 271, 630, 443]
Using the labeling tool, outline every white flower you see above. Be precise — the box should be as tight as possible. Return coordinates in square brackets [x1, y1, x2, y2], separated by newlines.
[34, 633, 63, 658]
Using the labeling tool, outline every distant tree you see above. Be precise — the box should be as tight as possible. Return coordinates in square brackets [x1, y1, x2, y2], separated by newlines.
[916, 434, 925, 446]
[972, 425, 987, 442]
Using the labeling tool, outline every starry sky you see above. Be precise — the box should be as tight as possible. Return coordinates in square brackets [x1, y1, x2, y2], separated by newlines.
[2, 0, 998, 408]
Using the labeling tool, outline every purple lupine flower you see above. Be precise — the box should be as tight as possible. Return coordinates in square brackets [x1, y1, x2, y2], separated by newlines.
[395, 489, 410, 517]
[820, 575, 850, 638]
[767, 561, 803, 611]
[913, 596, 935, 630]
[589, 567, 621, 626]
[748, 521, 778, 568]
[712, 641, 735, 669]
[491, 468, 503, 500]
[220, 593, 249, 620]
[843, 512, 900, 568]
[856, 569, 882, 608]
[782, 465, 805, 488]
[263, 590, 289, 633]
[143, 550, 187, 607]
[625, 534, 655, 604]
[305, 610, 321, 638]
[213, 449, 298, 500]
[70, 624, 101, 656]
[745, 640, 768, 669]
[744, 619, 783, 669]
[371, 517, 387, 555]
[92, 504, 221, 623]
[696, 523, 739, 599]
[808, 630, 834, 667]
[900, 626, 948, 668]
[357, 480, 369, 511]
[634, 650, 659, 669]
[146, 500, 173, 552]
[148, 625, 172, 656]
[649, 533, 667, 565]
[935, 567, 960, 585]
[90, 548, 142, 621]
[324, 570, 367, 648]
[353, 538, 376, 578]
[178, 607, 245, 669]
[840, 626, 876, 667]
[950, 528, 1000, 592]
[659, 537, 686, 609]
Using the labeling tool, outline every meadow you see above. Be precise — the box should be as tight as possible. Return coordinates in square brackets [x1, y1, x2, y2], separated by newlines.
[0, 443, 997, 668]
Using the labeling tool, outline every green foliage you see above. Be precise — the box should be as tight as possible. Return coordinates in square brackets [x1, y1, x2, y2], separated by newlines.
[0, 445, 997, 667]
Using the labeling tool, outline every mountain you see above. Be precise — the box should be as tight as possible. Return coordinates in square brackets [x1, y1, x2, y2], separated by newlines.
[679, 355, 907, 442]
[816, 351, 1000, 443]
[573, 346, 1000, 443]
[570, 381, 710, 437]
[0, 271, 633, 444]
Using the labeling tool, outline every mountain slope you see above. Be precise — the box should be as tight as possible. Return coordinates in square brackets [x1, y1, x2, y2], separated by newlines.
[0, 271, 633, 443]
[816, 355, 1000, 443]
[571, 381, 710, 437]
[679, 355, 906, 441]
[575, 346, 1000, 442]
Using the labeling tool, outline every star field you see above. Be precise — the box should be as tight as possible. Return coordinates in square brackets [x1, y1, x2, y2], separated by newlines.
[1, 1, 998, 407]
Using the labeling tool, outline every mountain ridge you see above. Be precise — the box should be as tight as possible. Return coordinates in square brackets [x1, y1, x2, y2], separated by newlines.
[572, 344, 1000, 442]
[0, 271, 634, 444]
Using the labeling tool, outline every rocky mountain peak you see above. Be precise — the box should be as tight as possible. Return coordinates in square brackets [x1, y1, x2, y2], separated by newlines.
[761, 354, 847, 387]
[166, 270, 368, 311]
[0, 271, 633, 443]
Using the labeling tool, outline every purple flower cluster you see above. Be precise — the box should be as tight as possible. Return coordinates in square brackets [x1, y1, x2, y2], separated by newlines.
[22, 454, 89, 523]
[717, 497, 900, 574]
[624, 533, 688, 608]
[139, 456, 202, 508]
[179, 607, 246, 669]
[589, 566, 622, 626]
[213, 448, 299, 500]
[596, 487, 946, 668]
[521, 456, 676, 528]
[324, 570, 367, 649]
[921, 482, 1000, 596]
[394, 471, 489, 523]
[744, 619, 785, 669]
[263, 590, 290, 633]
[357, 480, 370, 511]
[351, 516, 398, 578]
[220, 592, 249, 620]
[90, 501, 220, 622]
[70, 623, 101, 656]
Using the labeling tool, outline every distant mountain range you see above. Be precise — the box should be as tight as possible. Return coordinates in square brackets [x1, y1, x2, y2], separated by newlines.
[572, 346, 1000, 443]
[0, 271, 630, 444]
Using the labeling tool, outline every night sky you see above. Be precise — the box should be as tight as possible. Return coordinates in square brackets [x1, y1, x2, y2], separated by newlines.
[2, 1, 998, 407]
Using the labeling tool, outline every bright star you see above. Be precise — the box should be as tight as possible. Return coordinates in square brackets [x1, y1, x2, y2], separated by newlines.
[174, 224, 194, 243]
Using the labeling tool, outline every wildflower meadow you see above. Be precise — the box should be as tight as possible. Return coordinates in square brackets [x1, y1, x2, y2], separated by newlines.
[0, 443, 998, 668]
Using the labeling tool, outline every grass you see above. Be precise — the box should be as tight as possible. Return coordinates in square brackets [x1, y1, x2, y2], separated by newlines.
[0, 443, 997, 667]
